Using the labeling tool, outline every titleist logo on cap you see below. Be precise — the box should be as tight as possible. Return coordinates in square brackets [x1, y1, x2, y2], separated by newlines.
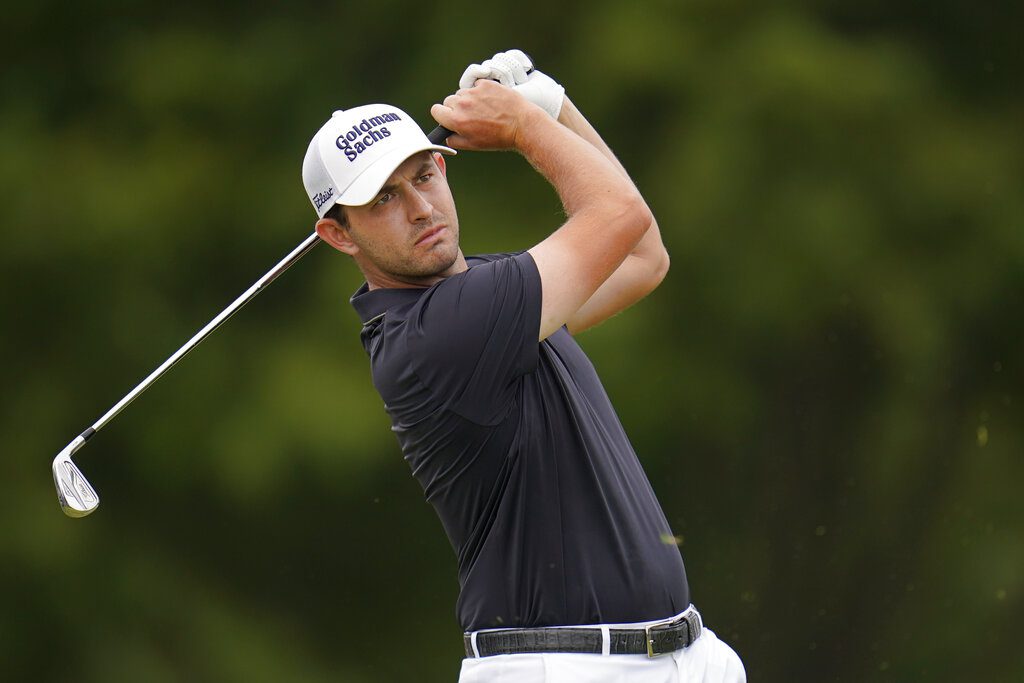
[312, 187, 335, 210]
[335, 111, 402, 162]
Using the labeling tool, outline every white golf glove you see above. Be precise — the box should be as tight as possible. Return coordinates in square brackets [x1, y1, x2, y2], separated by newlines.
[459, 49, 565, 120]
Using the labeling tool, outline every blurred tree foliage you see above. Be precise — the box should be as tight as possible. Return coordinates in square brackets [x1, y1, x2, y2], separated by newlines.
[2, 1, 1021, 681]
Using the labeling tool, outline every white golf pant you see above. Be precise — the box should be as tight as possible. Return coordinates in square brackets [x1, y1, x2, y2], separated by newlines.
[458, 613, 745, 683]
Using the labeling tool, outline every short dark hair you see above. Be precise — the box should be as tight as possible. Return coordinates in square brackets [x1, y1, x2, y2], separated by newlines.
[324, 203, 348, 226]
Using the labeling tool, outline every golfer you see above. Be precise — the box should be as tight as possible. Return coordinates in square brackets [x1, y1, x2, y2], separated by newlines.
[302, 50, 745, 683]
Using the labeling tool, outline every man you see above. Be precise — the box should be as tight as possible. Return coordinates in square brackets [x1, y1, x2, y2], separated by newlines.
[302, 50, 745, 682]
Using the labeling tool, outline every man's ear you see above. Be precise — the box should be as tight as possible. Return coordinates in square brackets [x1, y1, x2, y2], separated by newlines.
[316, 216, 358, 256]
[433, 152, 447, 177]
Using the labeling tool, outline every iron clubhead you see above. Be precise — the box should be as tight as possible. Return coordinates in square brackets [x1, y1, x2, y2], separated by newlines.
[52, 436, 99, 517]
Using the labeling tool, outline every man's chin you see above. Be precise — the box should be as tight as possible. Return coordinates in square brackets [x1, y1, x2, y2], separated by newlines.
[422, 247, 462, 276]
[395, 250, 463, 284]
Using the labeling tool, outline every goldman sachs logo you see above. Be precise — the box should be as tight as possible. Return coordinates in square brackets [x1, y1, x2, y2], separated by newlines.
[335, 112, 402, 162]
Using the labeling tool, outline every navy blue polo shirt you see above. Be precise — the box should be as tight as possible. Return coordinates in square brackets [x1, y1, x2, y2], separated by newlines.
[350, 252, 689, 632]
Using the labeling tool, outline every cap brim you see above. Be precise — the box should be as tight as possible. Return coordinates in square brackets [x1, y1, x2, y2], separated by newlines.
[334, 143, 455, 208]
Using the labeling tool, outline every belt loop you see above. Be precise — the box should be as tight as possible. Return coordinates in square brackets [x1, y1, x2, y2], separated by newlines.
[470, 631, 481, 658]
[600, 625, 610, 656]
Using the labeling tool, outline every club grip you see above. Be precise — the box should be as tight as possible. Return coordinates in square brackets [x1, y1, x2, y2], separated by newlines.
[427, 125, 453, 144]
[427, 55, 534, 145]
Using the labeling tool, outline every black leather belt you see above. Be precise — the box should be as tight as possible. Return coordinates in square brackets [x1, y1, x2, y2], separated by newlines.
[464, 608, 702, 658]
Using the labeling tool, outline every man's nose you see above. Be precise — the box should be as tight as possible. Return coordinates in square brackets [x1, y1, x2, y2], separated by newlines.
[406, 188, 434, 222]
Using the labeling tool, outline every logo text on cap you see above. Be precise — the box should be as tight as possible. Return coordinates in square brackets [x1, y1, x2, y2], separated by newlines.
[335, 112, 401, 162]
[313, 187, 335, 211]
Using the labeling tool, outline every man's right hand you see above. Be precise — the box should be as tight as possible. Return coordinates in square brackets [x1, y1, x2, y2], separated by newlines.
[430, 79, 550, 152]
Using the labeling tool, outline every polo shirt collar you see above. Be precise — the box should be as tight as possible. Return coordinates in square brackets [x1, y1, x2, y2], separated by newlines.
[350, 282, 426, 324]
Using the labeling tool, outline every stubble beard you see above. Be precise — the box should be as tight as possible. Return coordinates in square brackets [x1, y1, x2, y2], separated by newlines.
[368, 223, 462, 284]
[400, 229, 461, 279]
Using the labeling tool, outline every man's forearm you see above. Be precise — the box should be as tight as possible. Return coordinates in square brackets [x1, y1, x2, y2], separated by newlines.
[556, 97, 634, 183]
[556, 97, 668, 274]
[513, 104, 645, 229]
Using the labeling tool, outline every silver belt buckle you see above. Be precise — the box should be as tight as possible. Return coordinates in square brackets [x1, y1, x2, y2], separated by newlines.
[644, 615, 682, 658]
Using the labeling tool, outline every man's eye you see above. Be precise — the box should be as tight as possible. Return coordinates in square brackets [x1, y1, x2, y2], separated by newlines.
[375, 193, 392, 206]
[418, 173, 433, 183]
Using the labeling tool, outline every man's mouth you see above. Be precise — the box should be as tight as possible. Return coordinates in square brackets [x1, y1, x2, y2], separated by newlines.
[415, 225, 447, 247]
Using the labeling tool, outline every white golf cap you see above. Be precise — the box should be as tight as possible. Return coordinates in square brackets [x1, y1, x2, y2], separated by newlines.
[302, 104, 455, 218]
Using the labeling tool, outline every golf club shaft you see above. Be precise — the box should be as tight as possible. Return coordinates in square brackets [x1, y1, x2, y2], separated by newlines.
[64, 124, 454, 451]
[83, 231, 322, 441]
[82, 125, 451, 439]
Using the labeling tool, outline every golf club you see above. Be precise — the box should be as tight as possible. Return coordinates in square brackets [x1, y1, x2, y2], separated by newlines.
[53, 125, 452, 517]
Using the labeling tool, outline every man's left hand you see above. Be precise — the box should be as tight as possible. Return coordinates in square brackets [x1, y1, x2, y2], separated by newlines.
[459, 49, 565, 120]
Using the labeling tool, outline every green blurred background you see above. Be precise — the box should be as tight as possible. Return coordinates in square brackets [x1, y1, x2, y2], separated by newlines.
[3, 0, 1021, 680]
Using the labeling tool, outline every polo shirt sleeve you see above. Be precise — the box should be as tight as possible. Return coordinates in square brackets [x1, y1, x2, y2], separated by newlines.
[406, 251, 542, 425]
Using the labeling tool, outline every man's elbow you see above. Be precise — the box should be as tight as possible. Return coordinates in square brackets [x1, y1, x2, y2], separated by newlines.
[631, 203, 668, 288]
[612, 190, 654, 244]
[624, 201, 669, 292]
[652, 245, 670, 286]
